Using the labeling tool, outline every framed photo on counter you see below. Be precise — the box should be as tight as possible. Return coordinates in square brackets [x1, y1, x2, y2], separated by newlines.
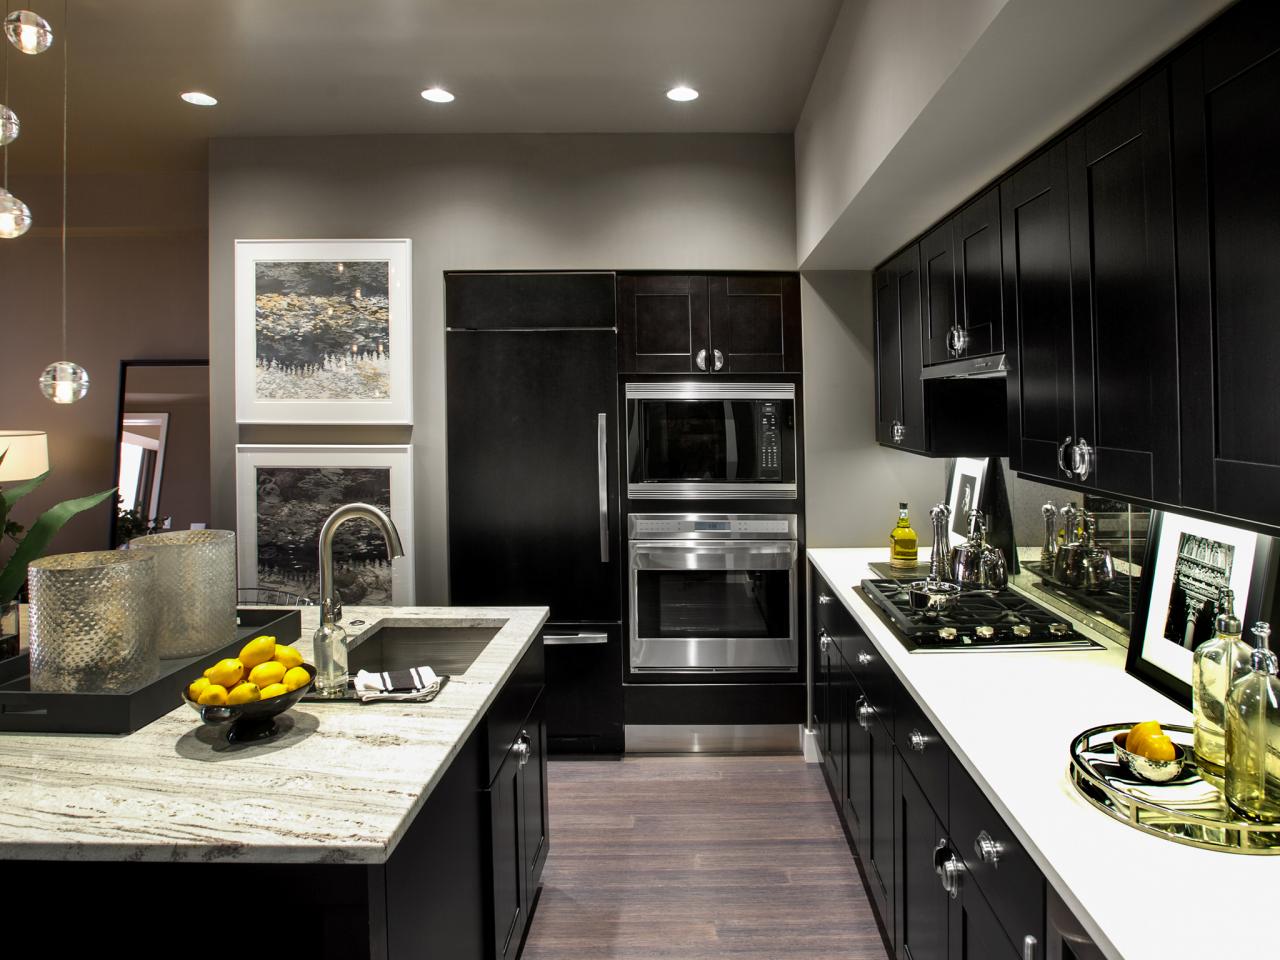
[947, 457, 990, 548]
[234, 239, 413, 424]
[1126, 509, 1279, 707]
[235, 444, 415, 607]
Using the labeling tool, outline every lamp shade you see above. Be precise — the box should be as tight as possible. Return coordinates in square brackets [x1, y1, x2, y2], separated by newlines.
[0, 430, 49, 481]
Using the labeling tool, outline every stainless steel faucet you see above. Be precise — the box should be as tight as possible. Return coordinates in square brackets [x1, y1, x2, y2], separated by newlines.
[312, 502, 405, 698]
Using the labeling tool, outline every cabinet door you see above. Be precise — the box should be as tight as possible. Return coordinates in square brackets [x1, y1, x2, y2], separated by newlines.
[867, 713, 897, 934]
[874, 266, 904, 446]
[1173, 2, 1280, 523]
[708, 274, 801, 372]
[618, 274, 710, 373]
[921, 220, 958, 367]
[896, 764, 950, 960]
[846, 682, 872, 856]
[819, 634, 847, 812]
[488, 752, 525, 960]
[956, 187, 1004, 359]
[875, 247, 926, 451]
[949, 881, 1024, 960]
[519, 703, 549, 904]
[1067, 72, 1179, 504]
[1003, 142, 1075, 482]
[445, 272, 616, 330]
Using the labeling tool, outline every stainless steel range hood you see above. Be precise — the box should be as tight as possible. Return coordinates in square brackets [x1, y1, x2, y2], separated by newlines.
[919, 353, 1008, 380]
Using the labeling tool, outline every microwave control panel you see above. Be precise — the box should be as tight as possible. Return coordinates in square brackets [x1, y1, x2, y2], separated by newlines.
[758, 402, 782, 480]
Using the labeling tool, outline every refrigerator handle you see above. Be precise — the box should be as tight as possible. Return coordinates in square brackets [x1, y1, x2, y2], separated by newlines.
[597, 412, 610, 563]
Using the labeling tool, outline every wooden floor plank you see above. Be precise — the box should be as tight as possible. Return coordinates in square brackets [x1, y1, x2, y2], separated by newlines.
[520, 755, 890, 960]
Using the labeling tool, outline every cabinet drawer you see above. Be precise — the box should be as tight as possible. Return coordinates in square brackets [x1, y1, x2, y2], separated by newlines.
[842, 627, 896, 739]
[896, 692, 949, 828]
[485, 639, 546, 784]
[949, 756, 1045, 950]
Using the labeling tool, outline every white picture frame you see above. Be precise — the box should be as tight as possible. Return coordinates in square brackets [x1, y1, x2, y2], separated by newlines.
[947, 457, 989, 548]
[234, 239, 413, 424]
[235, 444, 415, 606]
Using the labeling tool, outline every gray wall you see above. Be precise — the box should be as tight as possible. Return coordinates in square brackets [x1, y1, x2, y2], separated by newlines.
[800, 271, 946, 547]
[209, 133, 797, 603]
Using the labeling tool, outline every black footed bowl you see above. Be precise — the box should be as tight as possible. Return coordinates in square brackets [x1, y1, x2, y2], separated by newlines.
[182, 664, 316, 744]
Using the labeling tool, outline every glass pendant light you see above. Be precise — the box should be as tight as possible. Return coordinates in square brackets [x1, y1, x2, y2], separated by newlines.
[4, 10, 53, 55]
[38, 360, 88, 403]
[0, 102, 16, 144]
[0, 185, 30, 237]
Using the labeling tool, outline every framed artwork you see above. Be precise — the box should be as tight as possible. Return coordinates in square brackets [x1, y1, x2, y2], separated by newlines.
[235, 444, 415, 606]
[947, 457, 990, 548]
[234, 239, 413, 424]
[1126, 509, 1278, 707]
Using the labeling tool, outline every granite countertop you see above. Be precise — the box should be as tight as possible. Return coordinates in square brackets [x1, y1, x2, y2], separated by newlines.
[0, 605, 548, 865]
[809, 548, 1275, 960]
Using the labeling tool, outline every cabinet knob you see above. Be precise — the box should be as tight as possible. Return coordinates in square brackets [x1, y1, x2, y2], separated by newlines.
[712, 348, 725, 371]
[856, 651, 873, 666]
[934, 840, 962, 899]
[891, 420, 905, 444]
[857, 699, 874, 730]
[818, 628, 830, 654]
[909, 729, 928, 752]
[817, 593, 834, 605]
[695, 348, 708, 371]
[514, 731, 531, 767]
[974, 829, 1003, 867]
[1057, 436, 1074, 476]
[1072, 438, 1094, 481]
[947, 325, 969, 356]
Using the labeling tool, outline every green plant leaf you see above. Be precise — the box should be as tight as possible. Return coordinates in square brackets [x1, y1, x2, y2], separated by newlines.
[0, 470, 50, 513]
[0, 487, 117, 603]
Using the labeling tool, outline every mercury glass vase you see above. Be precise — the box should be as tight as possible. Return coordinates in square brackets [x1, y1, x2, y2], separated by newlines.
[28, 551, 158, 693]
[129, 529, 237, 659]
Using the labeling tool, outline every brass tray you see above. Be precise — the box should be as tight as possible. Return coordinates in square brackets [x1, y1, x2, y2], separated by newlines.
[1068, 722, 1280, 855]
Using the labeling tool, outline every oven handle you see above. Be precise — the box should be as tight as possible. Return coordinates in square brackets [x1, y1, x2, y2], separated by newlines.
[630, 540, 798, 571]
[597, 412, 609, 564]
[543, 632, 609, 646]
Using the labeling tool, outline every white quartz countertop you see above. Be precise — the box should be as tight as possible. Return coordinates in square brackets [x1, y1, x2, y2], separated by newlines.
[0, 605, 548, 865]
[808, 548, 1275, 960]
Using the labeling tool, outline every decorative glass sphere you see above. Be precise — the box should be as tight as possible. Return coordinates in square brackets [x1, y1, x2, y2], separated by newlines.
[0, 188, 32, 239]
[39, 361, 90, 405]
[0, 103, 18, 146]
[4, 10, 54, 55]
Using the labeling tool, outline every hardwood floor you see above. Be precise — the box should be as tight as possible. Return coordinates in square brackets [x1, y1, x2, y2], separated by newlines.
[521, 755, 889, 960]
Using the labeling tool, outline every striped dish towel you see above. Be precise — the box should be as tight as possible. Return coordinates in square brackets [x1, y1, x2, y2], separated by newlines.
[353, 665, 443, 703]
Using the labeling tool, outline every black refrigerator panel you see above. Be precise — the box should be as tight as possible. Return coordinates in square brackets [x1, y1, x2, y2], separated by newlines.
[541, 622, 624, 754]
[446, 328, 621, 623]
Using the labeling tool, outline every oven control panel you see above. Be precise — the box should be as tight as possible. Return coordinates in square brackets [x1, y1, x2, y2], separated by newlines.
[628, 513, 798, 540]
[758, 401, 782, 480]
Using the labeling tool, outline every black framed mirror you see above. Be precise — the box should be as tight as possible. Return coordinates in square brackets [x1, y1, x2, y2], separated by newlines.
[110, 359, 210, 547]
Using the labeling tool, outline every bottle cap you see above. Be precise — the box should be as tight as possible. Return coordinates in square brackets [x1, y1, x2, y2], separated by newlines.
[1216, 588, 1241, 636]
[899, 502, 908, 510]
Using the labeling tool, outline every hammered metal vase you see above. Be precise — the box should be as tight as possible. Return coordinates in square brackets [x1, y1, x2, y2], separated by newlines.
[28, 551, 158, 693]
[129, 529, 237, 659]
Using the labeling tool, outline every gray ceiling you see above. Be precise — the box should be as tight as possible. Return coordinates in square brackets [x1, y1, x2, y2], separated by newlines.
[0, 0, 843, 173]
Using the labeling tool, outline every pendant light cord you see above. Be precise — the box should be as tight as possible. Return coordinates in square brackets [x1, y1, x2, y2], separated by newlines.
[3, 0, 9, 192]
[60, 0, 68, 358]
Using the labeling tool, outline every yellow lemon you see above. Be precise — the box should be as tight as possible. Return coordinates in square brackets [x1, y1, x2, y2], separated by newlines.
[1125, 720, 1164, 757]
[205, 658, 244, 688]
[283, 666, 311, 692]
[187, 677, 211, 701]
[239, 635, 277, 669]
[248, 661, 286, 688]
[1142, 734, 1177, 762]
[259, 682, 289, 700]
[203, 665, 216, 679]
[197, 684, 229, 706]
[273, 644, 303, 669]
[226, 682, 261, 705]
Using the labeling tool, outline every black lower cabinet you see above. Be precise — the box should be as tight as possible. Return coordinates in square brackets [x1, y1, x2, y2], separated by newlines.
[867, 714, 897, 933]
[948, 879, 1024, 960]
[543, 624, 623, 754]
[895, 764, 948, 960]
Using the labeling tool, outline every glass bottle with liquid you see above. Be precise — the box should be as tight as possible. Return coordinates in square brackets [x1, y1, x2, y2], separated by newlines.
[889, 502, 919, 569]
[1224, 622, 1280, 822]
[1191, 588, 1252, 781]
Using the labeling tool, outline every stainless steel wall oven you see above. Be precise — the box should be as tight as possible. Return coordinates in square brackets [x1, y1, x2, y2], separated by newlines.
[625, 382, 797, 500]
[628, 514, 799, 673]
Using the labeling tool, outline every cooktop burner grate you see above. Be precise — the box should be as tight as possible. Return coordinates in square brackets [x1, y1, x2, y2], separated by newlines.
[857, 579, 1104, 652]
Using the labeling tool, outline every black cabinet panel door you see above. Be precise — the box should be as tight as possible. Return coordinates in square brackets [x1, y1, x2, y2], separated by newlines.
[618, 274, 710, 372]
[520, 700, 549, 906]
[543, 623, 623, 753]
[447, 330, 620, 621]
[708, 274, 802, 372]
[489, 753, 524, 960]
[874, 247, 926, 451]
[957, 186, 1004, 359]
[1174, 2, 1280, 526]
[868, 715, 897, 934]
[446, 272, 616, 330]
[896, 765, 949, 960]
[949, 881, 1023, 960]
[1067, 72, 1179, 504]
[921, 220, 958, 367]
[874, 266, 904, 446]
[1003, 142, 1075, 482]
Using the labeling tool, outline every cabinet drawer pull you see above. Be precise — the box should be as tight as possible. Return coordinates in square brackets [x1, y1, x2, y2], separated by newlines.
[695, 348, 708, 371]
[891, 419, 905, 444]
[817, 593, 834, 605]
[513, 731, 531, 767]
[909, 729, 928, 752]
[1072, 437, 1094, 481]
[712, 348, 725, 372]
[1057, 436, 1074, 476]
[856, 651, 873, 666]
[974, 829, 1003, 867]
[818, 628, 831, 654]
[544, 632, 608, 646]
[857, 699, 874, 730]
[934, 840, 962, 899]
[1023, 935, 1038, 960]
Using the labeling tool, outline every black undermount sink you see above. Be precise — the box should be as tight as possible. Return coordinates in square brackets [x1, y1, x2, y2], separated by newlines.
[347, 623, 502, 678]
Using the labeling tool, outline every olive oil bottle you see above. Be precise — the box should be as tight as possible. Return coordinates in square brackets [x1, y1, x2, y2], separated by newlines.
[889, 502, 919, 569]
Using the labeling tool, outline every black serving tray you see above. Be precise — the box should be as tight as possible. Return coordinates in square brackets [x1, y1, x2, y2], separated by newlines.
[0, 608, 301, 734]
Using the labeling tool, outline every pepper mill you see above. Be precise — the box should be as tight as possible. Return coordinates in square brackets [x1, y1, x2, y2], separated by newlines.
[929, 503, 952, 581]
[1040, 503, 1058, 566]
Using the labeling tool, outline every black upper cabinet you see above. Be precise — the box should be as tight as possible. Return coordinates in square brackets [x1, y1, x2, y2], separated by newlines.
[1003, 141, 1075, 482]
[619, 273, 800, 374]
[708, 274, 802, 372]
[922, 186, 1004, 367]
[1174, 1, 1280, 528]
[874, 246, 925, 450]
[446, 272, 616, 330]
[1066, 72, 1180, 504]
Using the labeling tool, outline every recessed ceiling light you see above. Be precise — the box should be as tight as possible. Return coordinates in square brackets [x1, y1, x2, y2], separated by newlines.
[666, 85, 699, 102]
[180, 91, 218, 106]
[421, 87, 455, 103]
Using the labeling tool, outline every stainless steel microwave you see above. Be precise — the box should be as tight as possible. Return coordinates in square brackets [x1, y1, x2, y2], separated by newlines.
[624, 382, 797, 500]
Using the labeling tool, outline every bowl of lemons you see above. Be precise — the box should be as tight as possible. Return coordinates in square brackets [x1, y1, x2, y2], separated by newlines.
[183, 635, 315, 743]
[1113, 720, 1187, 783]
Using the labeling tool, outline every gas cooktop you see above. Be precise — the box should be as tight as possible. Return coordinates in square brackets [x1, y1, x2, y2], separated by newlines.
[858, 579, 1104, 653]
